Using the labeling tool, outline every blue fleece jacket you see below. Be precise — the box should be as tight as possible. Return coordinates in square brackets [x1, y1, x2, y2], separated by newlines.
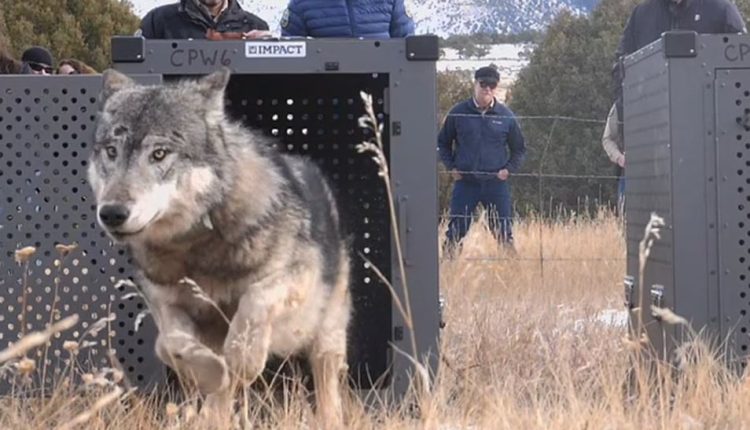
[438, 98, 526, 180]
[280, 0, 415, 38]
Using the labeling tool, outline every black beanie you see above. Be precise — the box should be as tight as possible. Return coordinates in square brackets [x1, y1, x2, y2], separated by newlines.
[21, 46, 53, 66]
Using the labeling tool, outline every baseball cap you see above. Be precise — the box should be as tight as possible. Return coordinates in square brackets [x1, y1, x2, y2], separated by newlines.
[474, 66, 500, 84]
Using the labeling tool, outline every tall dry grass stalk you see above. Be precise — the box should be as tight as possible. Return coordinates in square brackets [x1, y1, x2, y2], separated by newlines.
[0, 315, 79, 364]
[357, 91, 433, 412]
[356, 91, 418, 361]
[635, 213, 665, 340]
[14, 246, 36, 340]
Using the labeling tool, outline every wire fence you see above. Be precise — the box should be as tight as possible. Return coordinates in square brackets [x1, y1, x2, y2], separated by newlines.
[436, 112, 626, 274]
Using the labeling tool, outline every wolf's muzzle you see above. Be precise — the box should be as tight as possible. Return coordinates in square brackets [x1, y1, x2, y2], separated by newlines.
[98, 204, 130, 228]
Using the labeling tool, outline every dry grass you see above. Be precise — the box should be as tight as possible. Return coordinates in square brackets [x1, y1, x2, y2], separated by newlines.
[3, 211, 750, 429]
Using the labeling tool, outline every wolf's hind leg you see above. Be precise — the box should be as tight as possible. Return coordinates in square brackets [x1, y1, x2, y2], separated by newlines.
[311, 264, 351, 426]
[310, 343, 347, 426]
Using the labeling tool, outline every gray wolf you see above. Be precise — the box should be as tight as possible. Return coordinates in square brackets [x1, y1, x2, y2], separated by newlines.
[88, 67, 351, 424]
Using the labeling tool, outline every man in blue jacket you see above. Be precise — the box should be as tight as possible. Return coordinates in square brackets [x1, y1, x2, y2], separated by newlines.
[280, 0, 415, 38]
[438, 66, 526, 248]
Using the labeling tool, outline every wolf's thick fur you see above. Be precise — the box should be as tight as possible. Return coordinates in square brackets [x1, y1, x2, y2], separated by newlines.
[88, 68, 351, 423]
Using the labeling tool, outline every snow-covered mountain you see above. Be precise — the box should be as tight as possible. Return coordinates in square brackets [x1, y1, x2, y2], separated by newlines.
[409, 0, 598, 37]
[128, 0, 599, 37]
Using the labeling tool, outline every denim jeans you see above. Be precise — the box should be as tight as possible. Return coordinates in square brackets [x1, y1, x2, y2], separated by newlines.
[446, 179, 513, 244]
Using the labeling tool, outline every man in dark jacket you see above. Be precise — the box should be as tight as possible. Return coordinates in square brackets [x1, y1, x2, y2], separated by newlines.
[616, 0, 745, 60]
[613, 0, 746, 129]
[280, 0, 415, 38]
[438, 66, 526, 247]
[140, 0, 269, 40]
[610, 0, 746, 209]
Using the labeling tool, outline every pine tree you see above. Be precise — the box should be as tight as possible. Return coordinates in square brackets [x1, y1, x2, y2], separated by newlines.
[507, 0, 639, 215]
[0, 0, 140, 71]
[0, 4, 10, 50]
[735, 0, 750, 20]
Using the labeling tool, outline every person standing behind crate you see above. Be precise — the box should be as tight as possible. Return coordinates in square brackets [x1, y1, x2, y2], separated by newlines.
[57, 59, 98, 75]
[611, 0, 747, 183]
[20, 47, 54, 75]
[279, 0, 415, 38]
[438, 65, 526, 248]
[601, 102, 625, 216]
[139, 0, 270, 40]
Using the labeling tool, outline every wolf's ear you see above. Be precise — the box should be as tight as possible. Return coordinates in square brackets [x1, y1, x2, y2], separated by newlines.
[197, 67, 231, 112]
[101, 69, 136, 103]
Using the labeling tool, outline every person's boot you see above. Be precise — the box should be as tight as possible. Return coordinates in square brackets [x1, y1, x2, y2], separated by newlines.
[501, 237, 517, 257]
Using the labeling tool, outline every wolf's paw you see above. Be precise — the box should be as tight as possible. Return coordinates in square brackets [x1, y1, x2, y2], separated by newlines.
[157, 333, 229, 394]
[188, 348, 229, 394]
[200, 390, 235, 427]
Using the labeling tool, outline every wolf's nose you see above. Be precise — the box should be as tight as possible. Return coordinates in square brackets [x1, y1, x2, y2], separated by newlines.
[98, 205, 130, 228]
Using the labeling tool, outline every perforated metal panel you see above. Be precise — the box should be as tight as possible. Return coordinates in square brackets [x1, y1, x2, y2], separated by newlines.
[0, 76, 161, 391]
[716, 70, 750, 364]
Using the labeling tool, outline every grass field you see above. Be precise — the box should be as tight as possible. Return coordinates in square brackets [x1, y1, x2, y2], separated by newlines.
[2, 212, 747, 429]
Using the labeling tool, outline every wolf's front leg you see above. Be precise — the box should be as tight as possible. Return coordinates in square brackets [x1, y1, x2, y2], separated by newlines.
[222, 292, 273, 385]
[201, 292, 273, 420]
[153, 305, 229, 396]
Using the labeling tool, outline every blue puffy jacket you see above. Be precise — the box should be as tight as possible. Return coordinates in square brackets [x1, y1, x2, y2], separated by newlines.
[280, 0, 415, 38]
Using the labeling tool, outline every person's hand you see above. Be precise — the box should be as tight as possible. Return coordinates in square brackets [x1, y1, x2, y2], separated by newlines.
[497, 169, 510, 180]
[243, 30, 273, 39]
[616, 154, 625, 168]
[451, 169, 462, 181]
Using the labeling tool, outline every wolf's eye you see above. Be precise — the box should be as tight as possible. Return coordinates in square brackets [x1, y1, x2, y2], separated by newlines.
[151, 148, 169, 162]
[105, 146, 117, 160]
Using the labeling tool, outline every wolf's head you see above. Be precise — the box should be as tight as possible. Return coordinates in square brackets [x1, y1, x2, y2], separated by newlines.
[88, 68, 232, 244]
